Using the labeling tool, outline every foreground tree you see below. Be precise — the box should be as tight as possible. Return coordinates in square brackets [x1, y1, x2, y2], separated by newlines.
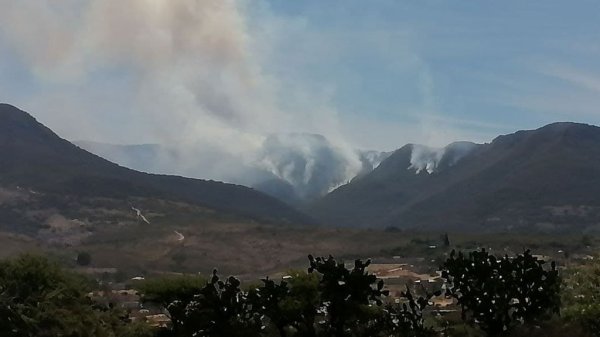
[441, 249, 561, 337]
[0, 254, 151, 337]
[0, 254, 99, 336]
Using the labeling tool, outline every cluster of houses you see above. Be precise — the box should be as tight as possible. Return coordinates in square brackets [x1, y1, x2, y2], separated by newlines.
[88, 278, 171, 328]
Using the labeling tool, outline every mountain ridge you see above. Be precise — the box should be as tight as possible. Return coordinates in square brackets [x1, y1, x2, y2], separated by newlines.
[309, 121, 600, 232]
[0, 103, 314, 227]
[74, 132, 391, 205]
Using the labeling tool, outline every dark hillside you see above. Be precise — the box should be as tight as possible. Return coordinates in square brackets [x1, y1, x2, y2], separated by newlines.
[0, 103, 314, 226]
[310, 122, 600, 232]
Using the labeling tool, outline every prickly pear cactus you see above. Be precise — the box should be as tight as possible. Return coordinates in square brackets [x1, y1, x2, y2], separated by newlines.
[308, 255, 389, 337]
[441, 249, 560, 337]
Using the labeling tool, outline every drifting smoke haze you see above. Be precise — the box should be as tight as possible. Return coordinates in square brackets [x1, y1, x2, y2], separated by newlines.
[0, 0, 368, 196]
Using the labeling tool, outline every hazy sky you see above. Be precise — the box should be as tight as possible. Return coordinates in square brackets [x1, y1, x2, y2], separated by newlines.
[2, 0, 600, 151]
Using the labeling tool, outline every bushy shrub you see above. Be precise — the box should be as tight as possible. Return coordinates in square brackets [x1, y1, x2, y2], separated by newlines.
[441, 249, 561, 337]
[140, 256, 437, 337]
[0, 254, 150, 337]
[180, 270, 261, 337]
[307, 255, 389, 337]
[2, 250, 568, 337]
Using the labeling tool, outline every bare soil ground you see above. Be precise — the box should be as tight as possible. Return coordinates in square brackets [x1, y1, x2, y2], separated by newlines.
[1, 186, 597, 281]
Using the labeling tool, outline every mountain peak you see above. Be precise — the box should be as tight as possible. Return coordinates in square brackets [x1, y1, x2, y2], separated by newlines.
[1, 103, 53, 140]
[536, 122, 600, 141]
[0, 102, 21, 111]
[0, 103, 36, 124]
[538, 121, 595, 131]
[490, 122, 600, 148]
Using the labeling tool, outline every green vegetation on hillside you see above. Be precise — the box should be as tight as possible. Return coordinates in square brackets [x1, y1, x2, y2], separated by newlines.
[562, 258, 600, 336]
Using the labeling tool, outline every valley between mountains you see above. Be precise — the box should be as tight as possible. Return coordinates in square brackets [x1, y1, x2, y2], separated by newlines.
[2, 103, 600, 277]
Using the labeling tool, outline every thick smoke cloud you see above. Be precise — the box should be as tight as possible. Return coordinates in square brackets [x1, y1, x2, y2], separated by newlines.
[256, 134, 363, 199]
[0, 0, 277, 145]
[0, 0, 367, 195]
[76, 134, 384, 203]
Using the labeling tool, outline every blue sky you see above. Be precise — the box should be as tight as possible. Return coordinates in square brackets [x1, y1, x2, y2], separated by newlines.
[2, 1, 600, 151]
[258, 0, 600, 147]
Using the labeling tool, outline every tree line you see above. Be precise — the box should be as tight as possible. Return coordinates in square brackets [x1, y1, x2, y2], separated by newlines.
[0, 250, 598, 337]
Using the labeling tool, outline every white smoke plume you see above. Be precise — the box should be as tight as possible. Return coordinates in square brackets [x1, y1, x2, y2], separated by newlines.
[256, 134, 363, 199]
[76, 134, 375, 202]
[408, 144, 445, 174]
[0, 0, 381, 201]
[0, 0, 367, 194]
[408, 142, 478, 174]
[0, 0, 278, 147]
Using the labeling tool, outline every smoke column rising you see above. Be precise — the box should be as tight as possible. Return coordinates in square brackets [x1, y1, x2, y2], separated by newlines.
[0, 0, 365, 193]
